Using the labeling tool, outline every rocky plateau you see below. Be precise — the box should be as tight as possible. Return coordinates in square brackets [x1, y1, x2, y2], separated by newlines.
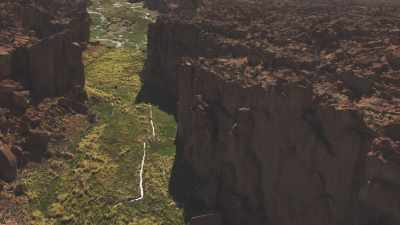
[142, 0, 400, 224]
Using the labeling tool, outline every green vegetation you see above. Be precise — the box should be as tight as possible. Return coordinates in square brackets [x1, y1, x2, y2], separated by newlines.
[19, 1, 184, 224]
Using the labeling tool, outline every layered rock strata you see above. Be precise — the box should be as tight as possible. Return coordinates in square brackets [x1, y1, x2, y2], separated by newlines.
[143, 1, 400, 224]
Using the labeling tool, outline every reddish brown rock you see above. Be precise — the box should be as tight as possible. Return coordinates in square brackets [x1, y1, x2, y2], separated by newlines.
[0, 0, 89, 176]
[0, 142, 17, 182]
[28, 33, 84, 99]
[11, 90, 30, 110]
[0, 0, 89, 100]
[175, 59, 371, 225]
[145, 0, 400, 224]
[25, 128, 50, 160]
[0, 79, 26, 110]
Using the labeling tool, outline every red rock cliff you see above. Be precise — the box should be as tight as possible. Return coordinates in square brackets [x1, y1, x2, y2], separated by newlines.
[0, 0, 90, 182]
[143, 1, 400, 224]
[0, 0, 90, 99]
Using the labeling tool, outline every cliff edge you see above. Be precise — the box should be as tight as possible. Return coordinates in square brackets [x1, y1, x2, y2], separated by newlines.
[142, 1, 400, 224]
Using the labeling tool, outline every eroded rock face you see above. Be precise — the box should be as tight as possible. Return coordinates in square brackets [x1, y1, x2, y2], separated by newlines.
[143, 0, 400, 224]
[25, 129, 50, 160]
[0, 0, 89, 99]
[0, 0, 90, 182]
[175, 60, 371, 225]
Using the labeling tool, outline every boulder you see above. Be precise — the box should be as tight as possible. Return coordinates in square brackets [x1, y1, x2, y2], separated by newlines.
[12, 90, 30, 110]
[25, 128, 50, 160]
[0, 79, 24, 93]
[0, 142, 17, 182]
[0, 79, 25, 109]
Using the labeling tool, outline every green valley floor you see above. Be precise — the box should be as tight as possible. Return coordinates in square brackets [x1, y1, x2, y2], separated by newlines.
[11, 1, 184, 224]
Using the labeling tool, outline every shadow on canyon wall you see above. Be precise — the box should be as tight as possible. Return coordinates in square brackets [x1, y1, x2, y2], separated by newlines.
[135, 81, 209, 223]
[135, 82, 177, 116]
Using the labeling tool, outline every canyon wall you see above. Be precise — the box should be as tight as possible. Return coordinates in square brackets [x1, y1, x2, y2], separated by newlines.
[143, 1, 400, 224]
[0, 0, 90, 100]
[0, 0, 90, 182]
[176, 59, 371, 225]
[143, 8, 250, 99]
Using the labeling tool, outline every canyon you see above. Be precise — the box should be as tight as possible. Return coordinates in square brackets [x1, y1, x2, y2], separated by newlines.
[1, 0, 399, 224]
[142, 0, 400, 224]
[1, 0, 183, 224]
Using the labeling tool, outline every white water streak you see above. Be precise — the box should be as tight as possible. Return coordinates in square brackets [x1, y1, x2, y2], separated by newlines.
[150, 105, 156, 138]
[128, 105, 155, 203]
[129, 142, 146, 202]
[93, 38, 123, 48]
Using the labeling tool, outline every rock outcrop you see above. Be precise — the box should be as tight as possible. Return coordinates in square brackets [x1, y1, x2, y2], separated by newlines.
[0, 142, 17, 182]
[0, 0, 90, 182]
[175, 58, 373, 225]
[0, 0, 89, 99]
[143, 0, 400, 224]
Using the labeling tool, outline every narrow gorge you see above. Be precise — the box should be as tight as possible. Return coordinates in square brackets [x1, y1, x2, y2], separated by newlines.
[1, 0, 183, 224]
[0, 0, 399, 225]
